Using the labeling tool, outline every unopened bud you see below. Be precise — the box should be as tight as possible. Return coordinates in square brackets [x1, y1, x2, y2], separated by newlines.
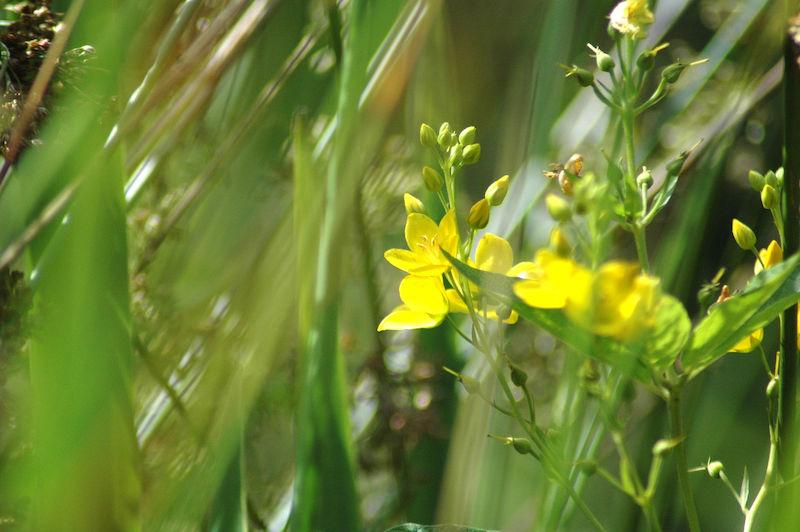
[449, 144, 464, 166]
[732, 219, 756, 250]
[765, 170, 779, 189]
[706, 461, 724, 479]
[748, 170, 765, 192]
[550, 227, 571, 256]
[438, 126, 454, 149]
[510, 437, 535, 456]
[546, 194, 572, 222]
[403, 193, 425, 214]
[564, 65, 594, 87]
[458, 126, 476, 145]
[761, 184, 778, 210]
[486, 175, 510, 206]
[662, 59, 707, 84]
[420, 123, 438, 149]
[462, 143, 481, 165]
[636, 167, 653, 189]
[588, 43, 615, 72]
[439, 122, 451, 136]
[468, 198, 490, 229]
[637, 43, 670, 71]
[422, 166, 443, 192]
[776, 167, 785, 186]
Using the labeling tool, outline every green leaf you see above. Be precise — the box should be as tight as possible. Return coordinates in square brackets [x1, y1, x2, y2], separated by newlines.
[386, 525, 498, 532]
[602, 149, 625, 200]
[683, 254, 800, 375]
[444, 252, 690, 382]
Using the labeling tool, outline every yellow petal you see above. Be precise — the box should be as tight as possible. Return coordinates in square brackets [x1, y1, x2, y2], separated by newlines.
[445, 289, 469, 313]
[377, 305, 444, 331]
[507, 261, 537, 278]
[384, 249, 447, 276]
[405, 213, 440, 252]
[399, 276, 448, 315]
[514, 279, 569, 309]
[475, 233, 513, 274]
[438, 209, 459, 256]
[730, 328, 764, 353]
[755, 240, 783, 274]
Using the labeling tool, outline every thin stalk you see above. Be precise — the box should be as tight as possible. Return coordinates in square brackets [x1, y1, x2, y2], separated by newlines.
[642, 498, 664, 532]
[633, 224, 650, 273]
[667, 387, 701, 532]
[743, 437, 777, 532]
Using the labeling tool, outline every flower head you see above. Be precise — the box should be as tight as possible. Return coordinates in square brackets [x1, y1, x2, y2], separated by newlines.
[384, 210, 458, 276]
[609, 0, 654, 39]
[754, 240, 782, 274]
[378, 276, 449, 331]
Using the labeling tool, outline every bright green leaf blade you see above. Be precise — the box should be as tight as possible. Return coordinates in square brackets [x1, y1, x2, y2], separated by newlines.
[683, 254, 800, 375]
[642, 294, 692, 371]
[386, 524, 499, 532]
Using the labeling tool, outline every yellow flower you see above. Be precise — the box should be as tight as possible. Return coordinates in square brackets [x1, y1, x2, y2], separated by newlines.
[447, 233, 520, 324]
[730, 328, 764, 353]
[609, 0, 654, 39]
[512, 249, 577, 309]
[384, 210, 458, 276]
[565, 261, 661, 342]
[754, 240, 782, 274]
[377, 275, 449, 331]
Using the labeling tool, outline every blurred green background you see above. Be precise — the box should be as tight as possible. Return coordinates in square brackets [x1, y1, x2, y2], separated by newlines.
[0, 0, 796, 530]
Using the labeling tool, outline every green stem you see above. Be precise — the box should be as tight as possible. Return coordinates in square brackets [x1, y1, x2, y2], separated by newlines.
[633, 224, 650, 273]
[642, 497, 664, 532]
[743, 437, 777, 532]
[667, 386, 701, 532]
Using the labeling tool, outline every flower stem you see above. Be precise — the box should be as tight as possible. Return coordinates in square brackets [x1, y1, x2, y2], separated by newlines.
[633, 224, 650, 273]
[667, 386, 701, 532]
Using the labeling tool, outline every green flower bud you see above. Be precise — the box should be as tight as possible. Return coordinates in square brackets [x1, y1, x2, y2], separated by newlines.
[458, 126, 476, 145]
[485, 175, 510, 206]
[468, 198, 490, 229]
[732, 218, 757, 250]
[450, 144, 464, 166]
[438, 130, 453, 149]
[587, 43, 615, 72]
[761, 184, 778, 210]
[776, 167, 785, 186]
[564, 64, 594, 87]
[462, 143, 481, 165]
[652, 438, 680, 456]
[662, 59, 707, 84]
[765, 170, 779, 189]
[748, 170, 765, 192]
[422, 165, 443, 192]
[637, 43, 670, 72]
[509, 364, 528, 387]
[403, 193, 424, 214]
[439, 122, 451, 136]
[419, 123, 438, 149]
[636, 166, 653, 189]
[706, 461, 724, 479]
[546, 194, 572, 222]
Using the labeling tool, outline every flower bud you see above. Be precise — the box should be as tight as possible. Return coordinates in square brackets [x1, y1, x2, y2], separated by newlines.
[485, 175, 510, 206]
[468, 198, 490, 229]
[449, 144, 463, 166]
[509, 364, 528, 387]
[652, 438, 679, 457]
[761, 184, 778, 210]
[587, 43, 615, 72]
[422, 165, 443, 192]
[546, 194, 572, 222]
[438, 130, 453, 149]
[636, 43, 670, 71]
[462, 143, 481, 165]
[403, 193, 425, 214]
[765, 170, 779, 189]
[776, 167, 785, 186]
[767, 378, 778, 399]
[732, 219, 756, 250]
[661, 62, 687, 84]
[510, 437, 535, 456]
[458, 126, 476, 145]
[706, 461, 724, 479]
[564, 65, 594, 87]
[748, 170, 765, 192]
[419, 123, 438, 149]
[636, 166, 653, 189]
[439, 122, 451, 136]
[550, 227, 571, 256]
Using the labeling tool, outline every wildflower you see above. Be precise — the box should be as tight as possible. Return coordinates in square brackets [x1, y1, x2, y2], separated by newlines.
[730, 328, 764, 353]
[403, 193, 425, 215]
[754, 240, 782, 274]
[609, 0, 654, 39]
[384, 210, 458, 276]
[377, 275, 449, 331]
[512, 249, 577, 309]
[565, 261, 661, 342]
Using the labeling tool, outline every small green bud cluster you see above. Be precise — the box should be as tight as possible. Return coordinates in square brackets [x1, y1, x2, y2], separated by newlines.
[468, 174, 512, 230]
[748, 167, 785, 212]
[419, 122, 482, 170]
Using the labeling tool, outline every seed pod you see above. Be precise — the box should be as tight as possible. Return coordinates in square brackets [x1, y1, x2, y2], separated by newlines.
[419, 123, 438, 149]
[468, 198, 490, 229]
[422, 165, 443, 192]
[636, 167, 653, 189]
[706, 461, 724, 479]
[485, 175, 510, 206]
[403, 193, 424, 214]
[510, 437, 535, 456]
[509, 364, 528, 387]
[546, 194, 571, 222]
[462, 143, 481, 165]
[662, 62, 687, 84]
[732, 219, 756, 250]
[565, 65, 594, 87]
[458, 126, 476, 145]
